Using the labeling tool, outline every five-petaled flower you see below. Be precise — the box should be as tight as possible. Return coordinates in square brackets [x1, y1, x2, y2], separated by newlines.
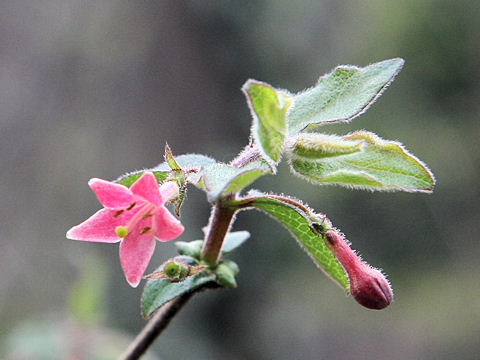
[66, 172, 184, 287]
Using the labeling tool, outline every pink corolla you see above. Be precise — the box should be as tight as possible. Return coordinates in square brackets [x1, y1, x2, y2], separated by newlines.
[67, 172, 184, 287]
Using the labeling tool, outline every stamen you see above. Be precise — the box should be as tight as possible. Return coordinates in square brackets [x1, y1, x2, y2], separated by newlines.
[140, 227, 152, 234]
[113, 210, 124, 218]
[142, 213, 154, 219]
[122, 203, 157, 237]
[115, 226, 128, 238]
[126, 202, 136, 211]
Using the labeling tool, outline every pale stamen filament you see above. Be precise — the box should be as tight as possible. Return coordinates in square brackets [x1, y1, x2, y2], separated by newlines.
[116, 203, 157, 238]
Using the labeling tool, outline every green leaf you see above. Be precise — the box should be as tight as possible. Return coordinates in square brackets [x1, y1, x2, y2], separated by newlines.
[175, 231, 249, 260]
[200, 161, 271, 202]
[221, 231, 250, 255]
[115, 154, 216, 188]
[175, 240, 204, 259]
[290, 131, 435, 192]
[242, 80, 293, 164]
[215, 260, 240, 288]
[290, 133, 363, 159]
[242, 193, 348, 289]
[141, 269, 215, 318]
[152, 154, 217, 171]
[116, 171, 168, 188]
[287, 58, 404, 134]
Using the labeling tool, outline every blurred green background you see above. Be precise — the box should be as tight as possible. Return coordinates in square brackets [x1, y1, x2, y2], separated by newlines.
[1, 1, 479, 359]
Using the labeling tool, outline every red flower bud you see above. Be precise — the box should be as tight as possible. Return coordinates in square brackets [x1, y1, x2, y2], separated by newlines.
[325, 230, 393, 310]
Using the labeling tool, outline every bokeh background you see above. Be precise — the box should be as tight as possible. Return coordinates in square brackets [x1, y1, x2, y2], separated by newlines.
[1, 1, 479, 359]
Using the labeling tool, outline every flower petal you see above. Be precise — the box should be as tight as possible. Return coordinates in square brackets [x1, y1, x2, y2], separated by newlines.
[89, 178, 133, 209]
[159, 181, 180, 204]
[153, 207, 184, 242]
[130, 172, 162, 205]
[66, 208, 139, 243]
[119, 222, 156, 287]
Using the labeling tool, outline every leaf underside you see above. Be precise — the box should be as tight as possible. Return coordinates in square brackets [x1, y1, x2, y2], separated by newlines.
[220, 230, 251, 255]
[200, 161, 272, 202]
[175, 231, 250, 259]
[141, 270, 216, 318]
[115, 154, 217, 187]
[287, 58, 405, 134]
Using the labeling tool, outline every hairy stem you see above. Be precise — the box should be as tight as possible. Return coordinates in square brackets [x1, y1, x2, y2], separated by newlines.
[119, 292, 194, 360]
[121, 201, 237, 359]
[120, 283, 219, 360]
[201, 202, 236, 266]
[230, 143, 261, 168]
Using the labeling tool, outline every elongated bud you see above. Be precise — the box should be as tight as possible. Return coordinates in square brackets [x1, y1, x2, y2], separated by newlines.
[324, 230, 393, 310]
[291, 133, 363, 159]
[159, 181, 180, 203]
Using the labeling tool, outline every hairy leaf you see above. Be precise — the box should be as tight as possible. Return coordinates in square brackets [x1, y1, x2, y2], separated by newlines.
[164, 144, 181, 170]
[175, 240, 204, 259]
[290, 133, 363, 159]
[242, 193, 348, 289]
[242, 80, 292, 164]
[220, 231, 250, 255]
[215, 260, 240, 288]
[200, 161, 271, 202]
[152, 154, 217, 172]
[290, 131, 435, 192]
[142, 267, 215, 318]
[116, 171, 168, 188]
[115, 154, 216, 187]
[288, 58, 404, 134]
[175, 231, 250, 261]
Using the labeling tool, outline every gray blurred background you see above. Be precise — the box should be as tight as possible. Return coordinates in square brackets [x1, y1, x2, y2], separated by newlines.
[1, 1, 479, 359]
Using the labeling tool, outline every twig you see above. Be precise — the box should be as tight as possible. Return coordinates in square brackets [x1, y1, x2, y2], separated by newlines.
[200, 203, 236, 266]
[120, 283, 219, 360]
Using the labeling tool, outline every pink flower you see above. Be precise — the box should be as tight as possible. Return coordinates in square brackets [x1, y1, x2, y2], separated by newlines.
[67, 172, 184, 287]
[324, 230, 393, 310]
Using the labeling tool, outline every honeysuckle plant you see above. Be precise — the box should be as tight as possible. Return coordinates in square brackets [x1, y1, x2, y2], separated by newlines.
[67, 58, 435, 359]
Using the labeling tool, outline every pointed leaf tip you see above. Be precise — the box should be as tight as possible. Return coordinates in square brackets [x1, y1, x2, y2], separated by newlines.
[287, 58, 405, 133]
[164, 144, 181, 170]
[289, 131, 435, 192]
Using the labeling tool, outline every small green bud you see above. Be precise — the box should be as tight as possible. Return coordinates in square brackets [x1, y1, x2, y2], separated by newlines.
[164, 262, 181, 278]
[144, 257, 205, 282]
[163, 259, 190, 281]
